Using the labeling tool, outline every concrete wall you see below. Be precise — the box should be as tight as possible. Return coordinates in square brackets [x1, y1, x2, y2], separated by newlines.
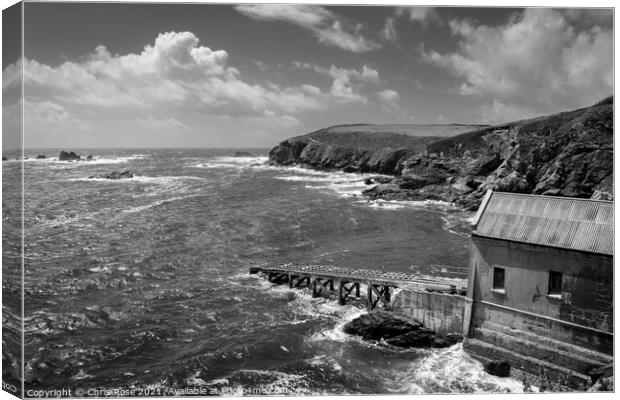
[468, 236, 613, 354]
[392, 288, 467, 335]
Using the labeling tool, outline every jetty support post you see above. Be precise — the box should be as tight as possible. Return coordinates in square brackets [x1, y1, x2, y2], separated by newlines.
[367, 284, 392, 311]
[339, 281, 360, 306]
[312, 277, 335, 298]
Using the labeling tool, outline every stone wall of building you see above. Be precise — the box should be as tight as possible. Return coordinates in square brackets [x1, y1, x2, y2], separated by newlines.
[392, 288, 467, 335]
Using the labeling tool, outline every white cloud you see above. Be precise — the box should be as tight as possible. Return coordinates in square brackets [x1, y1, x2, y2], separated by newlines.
[23, 100, 92, 136]
[396, 7, 441, 27]
[376, 89, 413, 121]
[292, 62, 380, 103]
[381, 17, 398, 43]
[21, 31, 329, 117]
[235, 4, 380, 53]
[377, 89, 400, 103]
[422, 9, 612, 122]
[2, 58, 22, 92]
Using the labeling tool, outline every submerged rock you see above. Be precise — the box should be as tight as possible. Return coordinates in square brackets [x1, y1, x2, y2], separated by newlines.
[2, 157, 7, 161]
[343, 312, 463, 349]
[89, 170, 134, 180]
[85, 154, 93, 161]
[58, 151, 81, 161]
[35, 154, 47, 159]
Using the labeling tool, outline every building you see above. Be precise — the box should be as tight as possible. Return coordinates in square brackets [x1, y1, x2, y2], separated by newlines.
[463, 190, 613, 390]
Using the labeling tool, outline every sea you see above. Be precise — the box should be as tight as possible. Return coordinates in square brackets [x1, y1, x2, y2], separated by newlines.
[2, 148, 527, 396]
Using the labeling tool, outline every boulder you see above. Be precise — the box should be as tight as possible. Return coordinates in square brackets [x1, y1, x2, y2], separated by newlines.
[58, 151, 81, 161]
[343, 312, 423, 341]
[35, 154, 47, 159]
[484, 360, 511, 377]
[234, 151, 255, 157]
[342, 312, 462, 349]
[85, 155, 93, 161]
[362, 183, 403, 198]
[385, 329, 435, 347]
[89, 170, 134, 180]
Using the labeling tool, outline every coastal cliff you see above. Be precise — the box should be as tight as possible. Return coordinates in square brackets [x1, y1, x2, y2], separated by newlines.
[268, 97, 613, 210]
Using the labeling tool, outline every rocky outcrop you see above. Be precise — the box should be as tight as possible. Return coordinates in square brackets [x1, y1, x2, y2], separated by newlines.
[88, 170, 134, 180]
[58, 151, 81, 161]
[343, 312, 463, 349]
[268, 98, 613, 209]
[35, 154, 47, 159]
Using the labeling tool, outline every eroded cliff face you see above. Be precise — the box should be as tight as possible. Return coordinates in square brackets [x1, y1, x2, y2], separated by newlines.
[268, 98, 613, 210]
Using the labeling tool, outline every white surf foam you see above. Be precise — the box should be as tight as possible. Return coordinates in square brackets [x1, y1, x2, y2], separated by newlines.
[19, 154, 150, 165]
[392, 343, 529, 394]
[190, 156, 268, 170]
[119, 194, 201, 215]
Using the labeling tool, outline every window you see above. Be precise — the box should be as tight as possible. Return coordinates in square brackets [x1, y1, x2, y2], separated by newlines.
[548, 271, 563, 296]
[492, 267, 505, 291]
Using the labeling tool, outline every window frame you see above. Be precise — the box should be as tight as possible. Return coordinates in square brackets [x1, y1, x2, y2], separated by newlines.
[491, 266, 506, 294]
[548, 270, 563, 299]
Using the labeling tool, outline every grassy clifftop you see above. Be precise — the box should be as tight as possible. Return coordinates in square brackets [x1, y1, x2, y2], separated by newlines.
[287, 123, 487, 151]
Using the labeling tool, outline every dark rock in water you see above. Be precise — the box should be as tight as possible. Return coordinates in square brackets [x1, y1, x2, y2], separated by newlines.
[2, 157, 7, 161]
[58, 151, 81, 161]
[342, 166, 359, 173]
[385, 329, 436, 347]
[365, 176, 393, 185]
[445, 333, 464, 344]
[484, 360, 511, 377]
[344, 312, 464, 349]
[35, 154, 47, 159]
[233, 151, 255, 157]
[89, 170, 134, 180]
[343, 312, 423, 341]
[85, 154, 93, 161]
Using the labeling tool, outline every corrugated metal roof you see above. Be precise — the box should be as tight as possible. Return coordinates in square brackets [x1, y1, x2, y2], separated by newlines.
[472, 191, 614, 255]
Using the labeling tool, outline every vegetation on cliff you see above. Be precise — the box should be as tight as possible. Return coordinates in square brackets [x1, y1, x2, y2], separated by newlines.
[268, 97, 613, 210]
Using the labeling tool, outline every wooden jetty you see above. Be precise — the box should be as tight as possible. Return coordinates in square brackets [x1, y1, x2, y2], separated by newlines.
[250, 263, 467, 311]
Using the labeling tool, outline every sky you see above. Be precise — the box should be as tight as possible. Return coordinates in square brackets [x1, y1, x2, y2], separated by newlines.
[1, 2, 614, 149]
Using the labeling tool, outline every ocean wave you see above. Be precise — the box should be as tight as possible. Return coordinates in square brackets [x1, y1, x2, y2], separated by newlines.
[440, 214, 473, 238]
[203, 369, 315, 396]
[68, 175, 206, 184]
[18, 154, 150, 165]
[392, 343, 528, 394]
[119, 194, 202, 215]
[190, 156, 268, 170]
[355, 198, 458, 210]
[274, 171, 371, 198]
